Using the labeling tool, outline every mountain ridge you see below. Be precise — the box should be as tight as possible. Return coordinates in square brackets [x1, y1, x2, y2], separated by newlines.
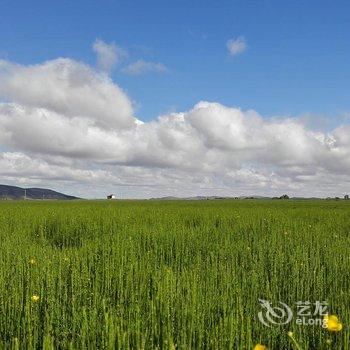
[0, 184, 79, 200]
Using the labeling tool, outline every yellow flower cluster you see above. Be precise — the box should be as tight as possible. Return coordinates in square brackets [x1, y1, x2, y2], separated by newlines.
[324, 314, 342, 332]
[31, 294, 40, 303]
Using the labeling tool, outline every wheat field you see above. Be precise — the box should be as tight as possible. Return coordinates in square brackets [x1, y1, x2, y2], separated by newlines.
[0, 200, 349, 349]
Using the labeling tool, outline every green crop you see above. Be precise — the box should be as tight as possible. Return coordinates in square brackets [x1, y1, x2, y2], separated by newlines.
[0, 199, 349, 349]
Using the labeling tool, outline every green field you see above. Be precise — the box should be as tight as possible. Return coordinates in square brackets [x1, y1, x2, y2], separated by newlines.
[0, 200, 349, 349]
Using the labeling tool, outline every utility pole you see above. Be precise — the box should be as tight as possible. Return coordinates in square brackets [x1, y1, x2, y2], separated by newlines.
[24, 189, 27, 200]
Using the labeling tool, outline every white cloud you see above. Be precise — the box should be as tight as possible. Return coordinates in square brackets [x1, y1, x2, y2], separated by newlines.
[0, 57, 349, 198]
[92, 39, 128, 73]
[226, 36, 247, 56]
[122, 59, 168, 75]
[0, 58, 134, 130]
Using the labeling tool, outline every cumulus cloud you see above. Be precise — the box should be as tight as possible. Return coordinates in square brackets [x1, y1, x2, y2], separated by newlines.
[92, 39, 127, 73]
[226, 36, 247, 56]
[122, 59, 168, 75]
[0, 57, 349, 198]
[0, 58, 134, 130]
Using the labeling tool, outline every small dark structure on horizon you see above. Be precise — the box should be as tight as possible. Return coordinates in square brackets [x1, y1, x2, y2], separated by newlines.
[279, 194, 289, 199]
[345, 195, 349, 200]
[107, 194, 116, 200]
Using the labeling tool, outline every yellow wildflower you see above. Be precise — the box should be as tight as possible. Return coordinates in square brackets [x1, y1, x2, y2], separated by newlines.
[31, 294, 40, 303]
[324, 314, 342, 332]
[253, 344, 267, 350]
[287, 331, 293, 337]
[29, 258, 36, 265]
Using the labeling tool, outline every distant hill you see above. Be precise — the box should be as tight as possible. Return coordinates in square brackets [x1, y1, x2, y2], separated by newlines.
[149, 195, 325, 201]
[0, 184, 79, 200]
[149, 195, 266, 200]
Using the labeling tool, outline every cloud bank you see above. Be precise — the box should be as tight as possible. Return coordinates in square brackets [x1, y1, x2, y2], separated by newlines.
[0, 56, 349, 198]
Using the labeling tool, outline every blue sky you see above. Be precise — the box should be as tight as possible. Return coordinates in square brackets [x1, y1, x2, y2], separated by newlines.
[0, 1, 350, 198]
[1, 0, 349, 123]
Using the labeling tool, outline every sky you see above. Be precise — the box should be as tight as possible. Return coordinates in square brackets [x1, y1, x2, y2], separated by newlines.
[0, 0, 349, 198]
